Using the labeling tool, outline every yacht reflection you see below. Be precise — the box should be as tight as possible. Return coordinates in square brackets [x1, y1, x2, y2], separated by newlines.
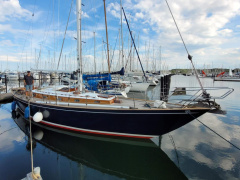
[13, 110, 187, 180]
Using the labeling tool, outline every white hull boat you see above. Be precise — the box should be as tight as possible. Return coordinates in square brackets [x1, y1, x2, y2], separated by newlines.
[33, 73, 40, 80]
[6, 72, 19, 81]
[147, 76, 159, 86]
[61, 76, 78, 84]
[122, 81, 150, 92]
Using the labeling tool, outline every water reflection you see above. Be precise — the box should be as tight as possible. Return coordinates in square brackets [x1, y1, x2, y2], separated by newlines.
[11, 110, 187, 180]
[0, 106, 24, 152]
[161, 112, 240, 180]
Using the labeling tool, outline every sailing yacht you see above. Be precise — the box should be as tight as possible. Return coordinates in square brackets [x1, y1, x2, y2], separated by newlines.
[12, 0, 224, 139]
[13, 111, 188, 179]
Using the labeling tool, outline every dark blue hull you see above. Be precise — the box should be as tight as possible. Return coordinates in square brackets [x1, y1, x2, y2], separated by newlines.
[13, 112, 187, 179]
[14, 96, 209, 138]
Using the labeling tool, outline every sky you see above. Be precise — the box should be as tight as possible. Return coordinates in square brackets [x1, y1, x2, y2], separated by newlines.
[0, 0, 240, 72]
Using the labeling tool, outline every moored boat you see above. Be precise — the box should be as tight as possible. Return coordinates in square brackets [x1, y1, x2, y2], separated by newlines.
[12, 110, 188, 179]
[12, 0, 229, 139]
[12, 84, 213, 138]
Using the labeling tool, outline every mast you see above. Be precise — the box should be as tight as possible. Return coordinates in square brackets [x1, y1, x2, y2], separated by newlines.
[137, 34, 139, 72]
[119, 28, 121, 69]
[160, 46, 161, 74]
[120, 0, 124, 68]
[65, 54, 66, 70]
[93, 31, 96, 74]
[103, 0, 111, 73]
[102, 38, 104, 72]
[153, 45, 155, 72]
[76, 0, 83, 92]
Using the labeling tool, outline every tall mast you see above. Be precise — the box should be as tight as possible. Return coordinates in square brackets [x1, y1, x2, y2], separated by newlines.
[76, 0, 83, 92]
[103, 0, 111, 73]
[160, 46, 162, 74]
[93, 31, 96, 74]
[120, 0, 124, 68]
[119, 28, 121, 69]
[137, 34, 139, 72]
[102, 38, 104, 72]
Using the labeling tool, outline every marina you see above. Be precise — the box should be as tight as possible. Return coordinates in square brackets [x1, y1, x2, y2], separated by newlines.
[1, 75, 240, 179]
[0, 0, 240, 179]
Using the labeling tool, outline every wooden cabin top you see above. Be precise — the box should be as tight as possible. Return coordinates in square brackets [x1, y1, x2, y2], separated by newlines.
[12, 86, 211, 110]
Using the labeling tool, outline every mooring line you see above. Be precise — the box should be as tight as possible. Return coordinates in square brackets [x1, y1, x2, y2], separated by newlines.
[168, 133, 180, 168]
[188, 113, 240, 151]
[28, 99, 38, 179]
[0, 127, 17, 136]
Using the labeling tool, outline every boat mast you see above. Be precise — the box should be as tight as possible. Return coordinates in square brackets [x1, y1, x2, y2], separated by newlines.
[103, 0, 111, 73]
[76, 0, 83, 92]
[120, 0, 124, 68]
[93, 31, 96, 74]
[160, 46, 161, 74]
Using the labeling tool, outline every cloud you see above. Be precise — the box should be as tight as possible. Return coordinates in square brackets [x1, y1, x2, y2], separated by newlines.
[107, 2, 120, 19]
[130, 0, 240, 38]
[1, 0, 240, 71]
[143, 28, 149, 34]
[218, 29, 233, 37]
[120, 0, 240, 68]
[0, 24, 29, 36]
[0, 0, 32, 22]
[0, 40, 18, 47]
[0, 55, 21, 62]
[82, 11, 90, 18]
[0, 24, 14, 33]
[135, 12, 144, 19]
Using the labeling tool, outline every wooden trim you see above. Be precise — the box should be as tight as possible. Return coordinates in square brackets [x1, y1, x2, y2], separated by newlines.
[33, 92, 114, 104]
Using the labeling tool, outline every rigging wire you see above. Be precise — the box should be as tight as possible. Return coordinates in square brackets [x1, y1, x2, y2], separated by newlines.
[168, 134, 180, 168]
[35, 0, 54, 70]
[122, 7, 147, 81]
[165, 0, 189, 55]
[165, 0, 207, 95]
[56, 0, 74, 70]
[41, 0, 55, 46]
[110, 30, 120, 69]
[0, 127, 17, 136]
[124, 41, 133, 71]
[19, 0, 37, 69]
[188, 113, 240, 151]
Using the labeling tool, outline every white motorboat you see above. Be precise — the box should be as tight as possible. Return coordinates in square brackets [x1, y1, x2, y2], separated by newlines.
[61, 74, 78, 84]
[127, 82, 150, 92]
[122, 75, 150, 92]
[42, 73, 50, 79]
[147, 76, 159, 86]
[7, 71, 19, 81]
[51, 72, 60, 79]
[33, 72, 40, 80]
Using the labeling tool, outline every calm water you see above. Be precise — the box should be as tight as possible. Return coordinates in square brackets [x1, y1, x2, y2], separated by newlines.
[0, 75, 240, 180]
